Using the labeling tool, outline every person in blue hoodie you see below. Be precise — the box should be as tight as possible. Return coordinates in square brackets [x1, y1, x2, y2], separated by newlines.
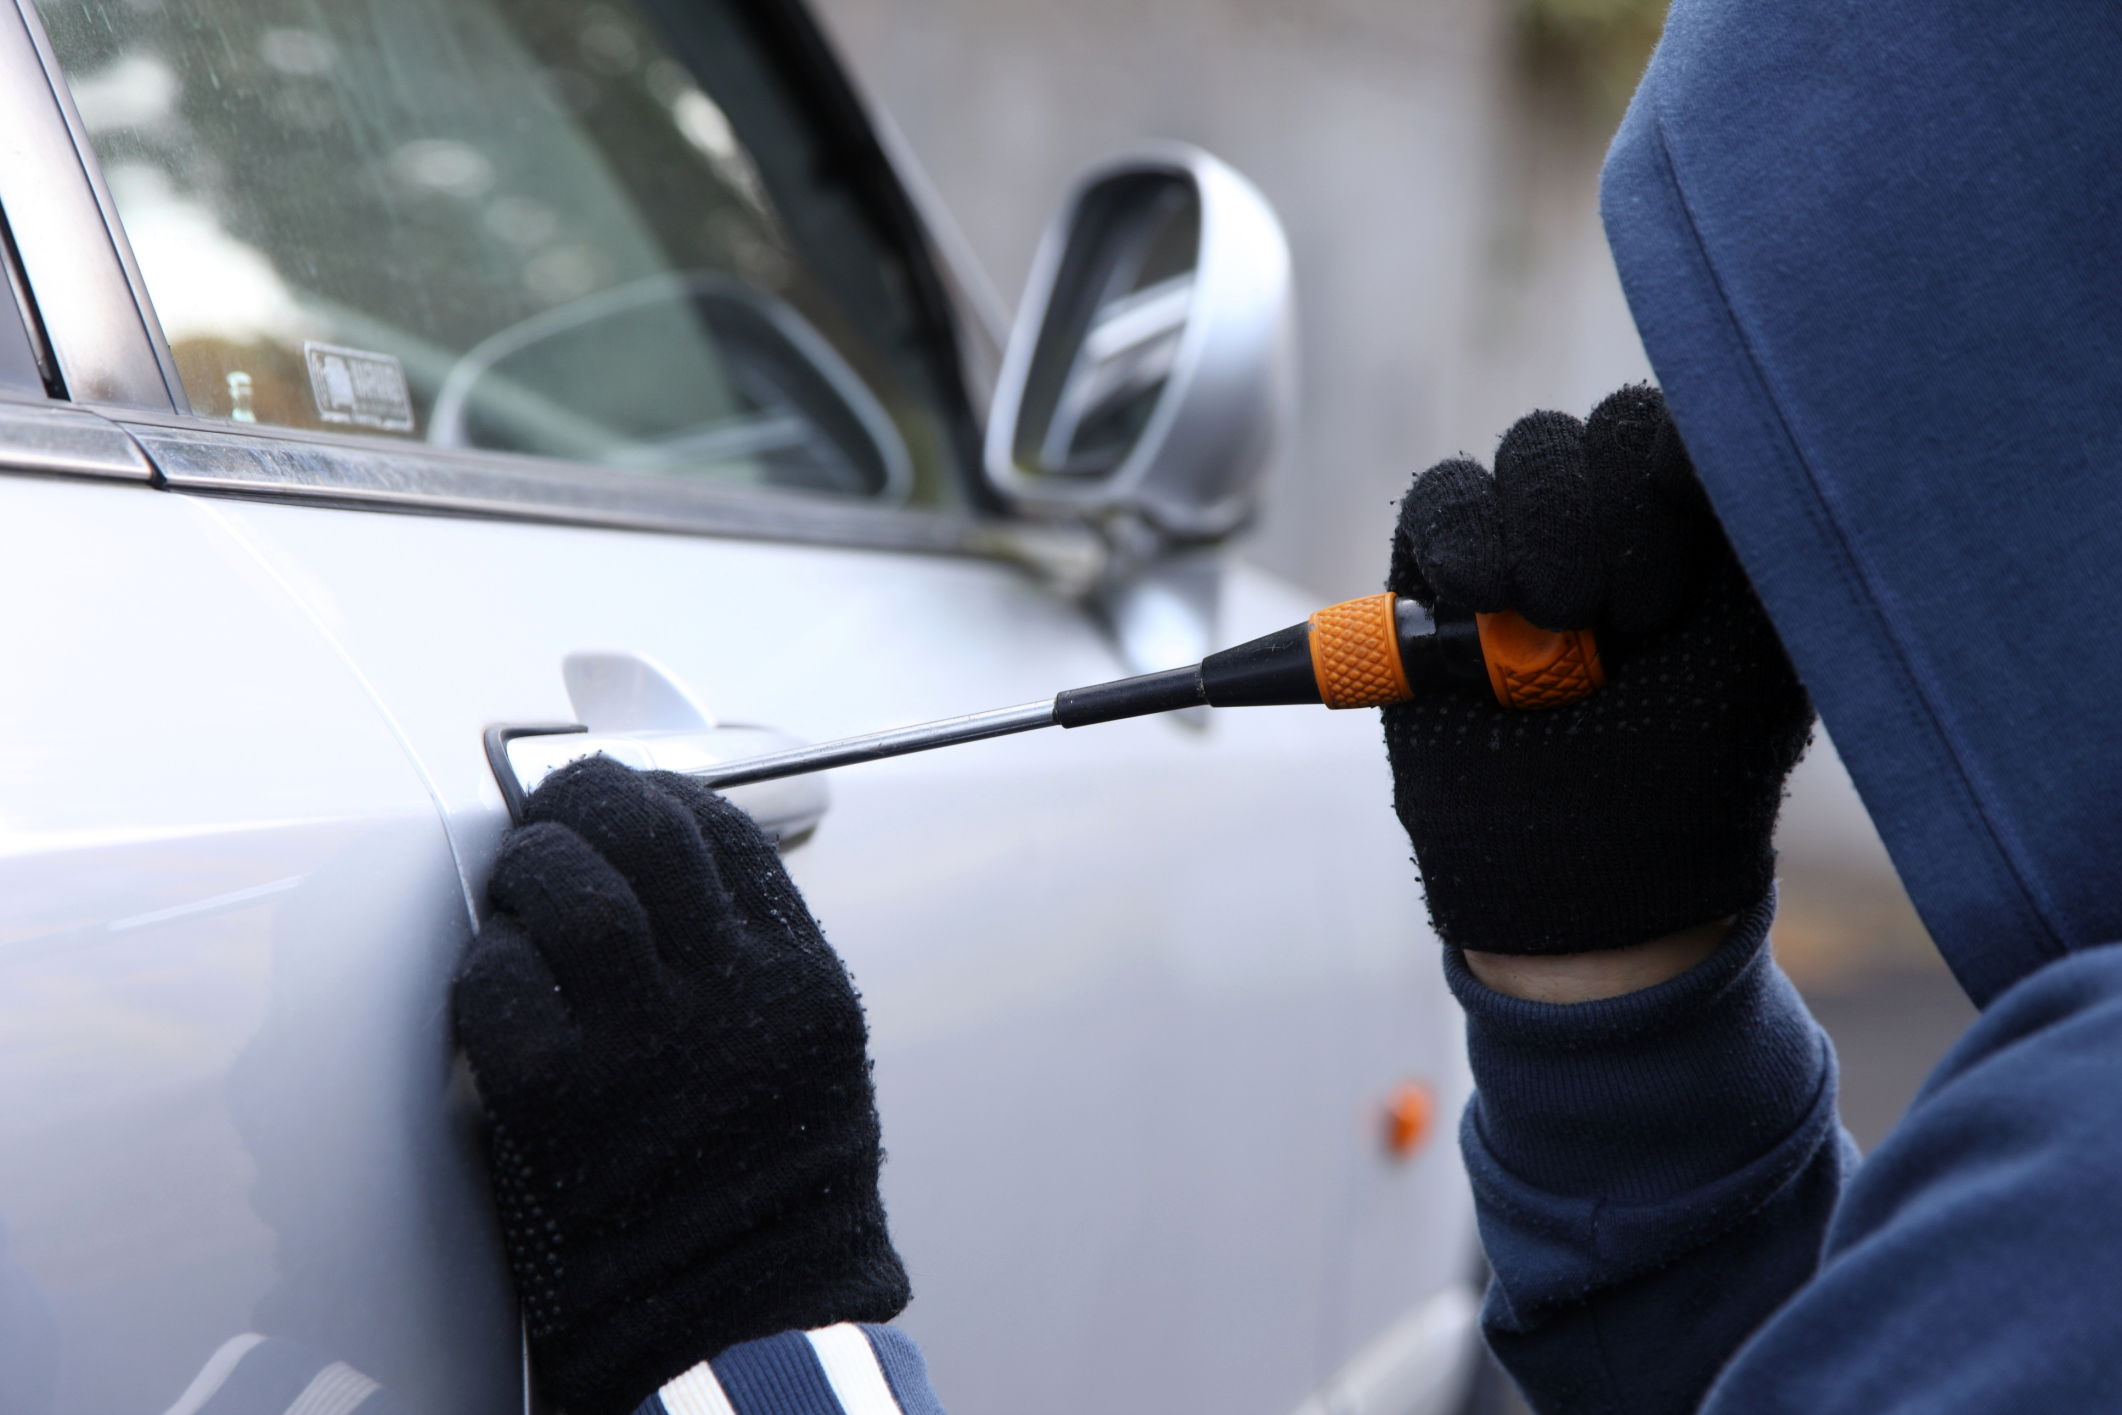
[449, 4, 2122, 1413]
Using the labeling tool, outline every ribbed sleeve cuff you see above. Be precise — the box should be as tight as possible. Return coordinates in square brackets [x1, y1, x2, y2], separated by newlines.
[1445, 892, 1831, 1204]
[651, 1325, 939, 1415]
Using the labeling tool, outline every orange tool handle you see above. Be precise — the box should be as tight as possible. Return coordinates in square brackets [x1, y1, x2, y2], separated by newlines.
[1304, 593, 1605, 711]
[1468, 609, 1606, 710]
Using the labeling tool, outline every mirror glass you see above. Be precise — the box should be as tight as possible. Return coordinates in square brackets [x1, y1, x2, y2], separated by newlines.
[1008, 173, 1201, 482]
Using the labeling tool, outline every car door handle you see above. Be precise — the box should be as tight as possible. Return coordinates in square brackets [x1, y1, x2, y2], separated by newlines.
[486, 722, 829, 847]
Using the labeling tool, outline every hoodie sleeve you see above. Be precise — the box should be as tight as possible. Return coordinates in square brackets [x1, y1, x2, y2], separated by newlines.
[1694, 941, 2122, 1414]
[1448, 895, 1858, 1415]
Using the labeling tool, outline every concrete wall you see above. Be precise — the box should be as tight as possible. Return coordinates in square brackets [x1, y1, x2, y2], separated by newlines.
[810, 0, 1649, 599]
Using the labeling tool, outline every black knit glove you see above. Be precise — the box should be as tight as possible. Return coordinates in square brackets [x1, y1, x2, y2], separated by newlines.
[453, 756, 909, 1415]
[1384, 385, 1814, 954]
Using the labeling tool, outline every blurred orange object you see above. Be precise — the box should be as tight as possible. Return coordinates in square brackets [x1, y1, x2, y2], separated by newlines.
[1384, 1080, 1435, 1159]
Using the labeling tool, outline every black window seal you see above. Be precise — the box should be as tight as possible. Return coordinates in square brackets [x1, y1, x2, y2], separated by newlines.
[0, 207, 61, 398]
[717, 0, 1000, 516]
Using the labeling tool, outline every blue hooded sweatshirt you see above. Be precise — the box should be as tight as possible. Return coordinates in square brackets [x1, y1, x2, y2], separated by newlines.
[1450, 2, 2122, 1412]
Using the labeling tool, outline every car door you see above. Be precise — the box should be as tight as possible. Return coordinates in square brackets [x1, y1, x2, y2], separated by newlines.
[0, 308, 514, 1415]
[6, 0, 1478, 1411]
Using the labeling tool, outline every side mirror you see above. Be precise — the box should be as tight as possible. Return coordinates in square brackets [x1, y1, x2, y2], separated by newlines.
[986, 145, 1293, 544]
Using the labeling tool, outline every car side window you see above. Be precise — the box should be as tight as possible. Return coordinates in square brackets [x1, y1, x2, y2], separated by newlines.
[30, 0, 967, 506]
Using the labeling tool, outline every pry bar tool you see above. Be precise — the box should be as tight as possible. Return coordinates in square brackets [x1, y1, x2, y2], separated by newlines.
[692, 595, 1603, 792]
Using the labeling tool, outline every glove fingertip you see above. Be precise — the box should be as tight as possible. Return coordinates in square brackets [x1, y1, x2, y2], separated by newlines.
[640, 772, 780, 907]
[643, 770, 770, 845]
[453, 911, 576, 1069]
[1495, 411, 1604, 628]
[695, 796, 826, 936]
[1386, 512, 1432, 601]
[486, 820, 582, 910]
[1494, 408, 1586, 461]
[521, 752, 653, 834]
[1583, 383, 1668, 468]
[638, 771, 828, 970]
[482, 816, 667, 1013]
[1397, 458, 1511, 609]
[1648, 412, 1715, 521]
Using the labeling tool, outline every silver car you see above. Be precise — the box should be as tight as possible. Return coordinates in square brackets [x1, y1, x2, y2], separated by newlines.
[0, 0, 1481, 1410]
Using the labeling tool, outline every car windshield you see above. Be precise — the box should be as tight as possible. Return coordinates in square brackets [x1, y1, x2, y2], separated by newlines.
[30, 0, 968, 504]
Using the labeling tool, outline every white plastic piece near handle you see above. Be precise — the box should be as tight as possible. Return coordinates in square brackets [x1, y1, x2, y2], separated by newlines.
[563, 650, 718, 733]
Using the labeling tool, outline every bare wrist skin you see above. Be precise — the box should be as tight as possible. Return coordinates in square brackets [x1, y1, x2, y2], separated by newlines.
[1462, 917, 1733, 1004]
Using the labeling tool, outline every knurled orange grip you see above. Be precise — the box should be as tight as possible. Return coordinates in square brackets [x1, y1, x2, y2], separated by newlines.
[1305, 594, 1605, 711]
[1308, 593, 1413, 708]
[1473, 611, 1604, 709]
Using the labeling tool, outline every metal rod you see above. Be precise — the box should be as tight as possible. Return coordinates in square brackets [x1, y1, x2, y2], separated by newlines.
[690, 699, 1060, 789]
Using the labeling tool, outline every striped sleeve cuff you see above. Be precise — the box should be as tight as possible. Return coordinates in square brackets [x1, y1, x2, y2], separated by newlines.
[643, 1325, 946, 1415]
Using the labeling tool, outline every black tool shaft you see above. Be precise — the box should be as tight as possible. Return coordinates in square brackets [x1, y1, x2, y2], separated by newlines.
[1051, 666, 1205, 727]
[693, 700, 1058, 789]
[690, 600, 1494, 790]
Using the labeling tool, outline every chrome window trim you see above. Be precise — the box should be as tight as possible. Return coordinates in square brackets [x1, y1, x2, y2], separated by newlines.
[0, 385, 1109, 571]
[0, 0, 180, 410]
[114, 410, 1109, 568]
[0, 394, 153, 480]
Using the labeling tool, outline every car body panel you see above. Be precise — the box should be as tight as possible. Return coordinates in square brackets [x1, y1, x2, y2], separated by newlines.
[0, 464, 515, 1415]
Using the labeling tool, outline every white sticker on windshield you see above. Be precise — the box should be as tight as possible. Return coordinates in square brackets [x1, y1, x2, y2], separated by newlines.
[304, 341, 415, 433]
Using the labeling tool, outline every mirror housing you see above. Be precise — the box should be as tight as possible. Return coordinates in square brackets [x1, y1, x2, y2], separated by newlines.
[986, 145, 1293, 544]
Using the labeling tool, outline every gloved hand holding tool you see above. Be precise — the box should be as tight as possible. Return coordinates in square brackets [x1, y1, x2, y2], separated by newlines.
[1393, 388, 1830, 1415]
[453, 756, 910, 1415]
[1384, 384, 1814, 958]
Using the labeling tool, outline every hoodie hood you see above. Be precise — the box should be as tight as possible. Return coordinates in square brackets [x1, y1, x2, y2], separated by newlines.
[1601, 2, 2122, 1005]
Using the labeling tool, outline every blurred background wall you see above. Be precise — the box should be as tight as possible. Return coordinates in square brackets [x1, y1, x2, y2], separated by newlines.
[810, 0, 1971, 1144]
[813, 0, 1647, 599]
